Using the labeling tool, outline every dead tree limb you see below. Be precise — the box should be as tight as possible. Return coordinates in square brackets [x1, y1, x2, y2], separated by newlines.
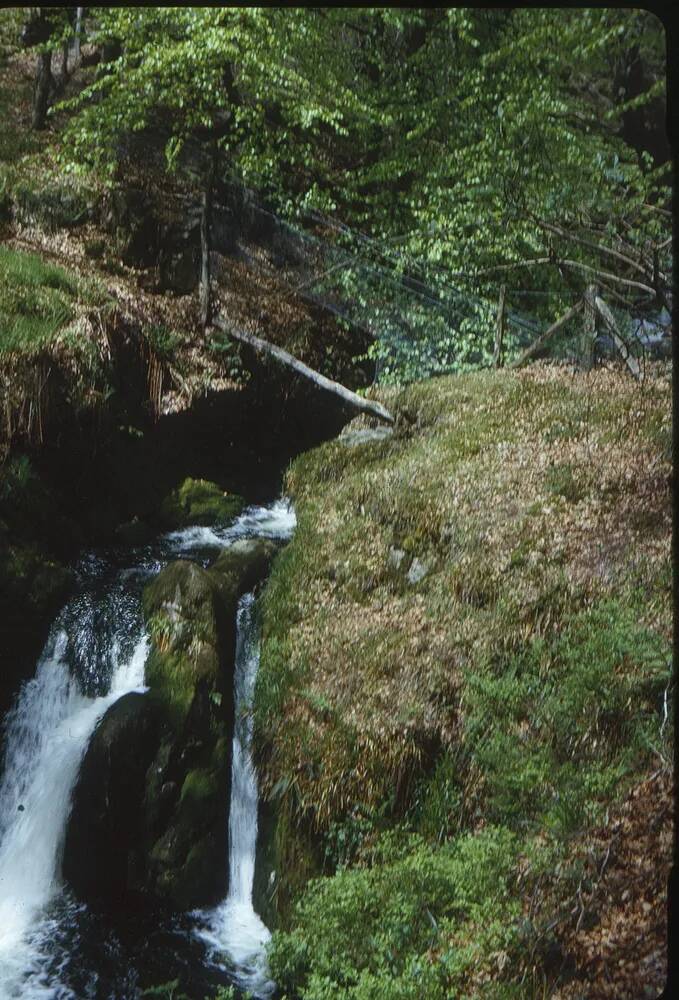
[593, 296, 641, 380]
[213, 318, 394, 424]
[510, 300, 584, 368]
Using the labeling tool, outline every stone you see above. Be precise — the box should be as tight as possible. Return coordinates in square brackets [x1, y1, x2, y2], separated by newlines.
[407, 557, 429, 585]
[157, 477, 246, 530]
[388, 547, 406, 570]
[339, 426, 394, 448]
[64, 537, 280, 914]
[63, 692, 161, 907]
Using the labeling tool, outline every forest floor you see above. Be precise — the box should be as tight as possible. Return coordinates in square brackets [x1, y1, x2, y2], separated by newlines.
[255, 362, 672, 999]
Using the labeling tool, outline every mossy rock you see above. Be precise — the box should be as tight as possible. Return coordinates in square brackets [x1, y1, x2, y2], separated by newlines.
[114, 516, 154, 546]
[142, 560, 225, 722]
[11, 181, 92, 232]
[158, 477, 245, 530]
[136, 541, 280, 910]
[150, 829, 226, 910]
[209, 538, 279, 602]
[146, 758, 230, 909]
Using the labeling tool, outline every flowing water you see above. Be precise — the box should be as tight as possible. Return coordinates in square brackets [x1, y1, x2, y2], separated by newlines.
[194, 594, 274, 997]
[0, 499, 295, 999]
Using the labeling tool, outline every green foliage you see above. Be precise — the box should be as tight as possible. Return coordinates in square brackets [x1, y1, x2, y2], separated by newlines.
[269, 826, 522, 1000]
[146, 323, 182, 360]
[463, 599, 671, 836]
[141, 982, 189, 1000]
[51, 9, 668, 382]
[141, 981, 238, 999]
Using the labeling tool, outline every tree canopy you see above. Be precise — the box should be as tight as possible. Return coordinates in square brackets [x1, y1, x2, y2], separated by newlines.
[55, 6, 670, 380]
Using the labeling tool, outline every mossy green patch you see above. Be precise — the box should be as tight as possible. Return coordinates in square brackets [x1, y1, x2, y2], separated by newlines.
[0, 245, 103, 357]
[158, 477, 245, 530]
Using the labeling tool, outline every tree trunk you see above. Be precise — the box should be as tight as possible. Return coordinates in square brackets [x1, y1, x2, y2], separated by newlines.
[581, 284, 597, 371]
[73, 7, 83, 64]
[32, 50, 53, 130]
[493, 284, 507, 368]
[199, 146, 217, 331]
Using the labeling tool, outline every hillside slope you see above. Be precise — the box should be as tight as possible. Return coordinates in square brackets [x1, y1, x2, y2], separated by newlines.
[254, 362, 672, 998]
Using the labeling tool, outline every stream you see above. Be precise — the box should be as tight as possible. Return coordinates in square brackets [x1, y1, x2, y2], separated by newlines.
[0, 499, 295, 1000]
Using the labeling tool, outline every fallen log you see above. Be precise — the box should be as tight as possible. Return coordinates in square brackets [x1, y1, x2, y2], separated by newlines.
[510, 299, 584, 368]
[213, 317, 394, 424]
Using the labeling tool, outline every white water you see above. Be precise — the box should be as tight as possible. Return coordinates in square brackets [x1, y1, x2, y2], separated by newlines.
[195, 499, 296, 997]
[0, 630, 148, 998]
[0, 498, 295, 999]
[163, 498, 297, 555]
[196, 595, 274, 998]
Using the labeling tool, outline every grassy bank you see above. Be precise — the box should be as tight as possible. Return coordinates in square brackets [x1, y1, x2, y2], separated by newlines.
[254, 363, 672, 998]
[0, 245, 104, 358]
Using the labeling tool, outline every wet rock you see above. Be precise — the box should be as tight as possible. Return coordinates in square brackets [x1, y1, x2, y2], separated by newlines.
[157, 477, 245, 530]
[63, 692, 161, 908]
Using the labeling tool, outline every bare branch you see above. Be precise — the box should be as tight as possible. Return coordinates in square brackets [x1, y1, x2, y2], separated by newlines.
[536, 219, 654, 280]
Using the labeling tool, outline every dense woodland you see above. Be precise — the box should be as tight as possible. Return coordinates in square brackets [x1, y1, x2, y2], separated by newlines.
[0, 7, 674, 1000]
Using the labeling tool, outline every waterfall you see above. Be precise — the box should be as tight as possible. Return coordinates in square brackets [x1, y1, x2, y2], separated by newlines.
[0, 497, 295, 998]
[195, 502, 298, 998]
[195, 597, 275, 998]
[0, 627, 148, 998]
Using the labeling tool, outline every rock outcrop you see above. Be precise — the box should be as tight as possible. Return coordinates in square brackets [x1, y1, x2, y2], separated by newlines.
[63, 537, 278, 912]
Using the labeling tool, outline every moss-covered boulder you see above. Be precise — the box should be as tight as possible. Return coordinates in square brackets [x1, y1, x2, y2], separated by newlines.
[142, 559, 229, 723]
[157, 477, 245, 530]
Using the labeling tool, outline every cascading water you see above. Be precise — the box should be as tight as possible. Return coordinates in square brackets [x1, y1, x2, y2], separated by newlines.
[0, 498, 295, 999]
[0, 611, 148, 998]
[195, 594, 274, 998]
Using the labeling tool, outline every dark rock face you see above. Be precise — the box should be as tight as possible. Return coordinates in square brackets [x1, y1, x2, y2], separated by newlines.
[63, 537, 278, 913]
[104, 188, 160, 269]
[63, 693, 161, 908]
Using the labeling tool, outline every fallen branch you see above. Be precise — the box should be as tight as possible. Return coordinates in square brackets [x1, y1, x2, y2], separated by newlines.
[510, 300, 584, 368]
[213, 317, 394, 424]
[593, 296, 641, 379]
